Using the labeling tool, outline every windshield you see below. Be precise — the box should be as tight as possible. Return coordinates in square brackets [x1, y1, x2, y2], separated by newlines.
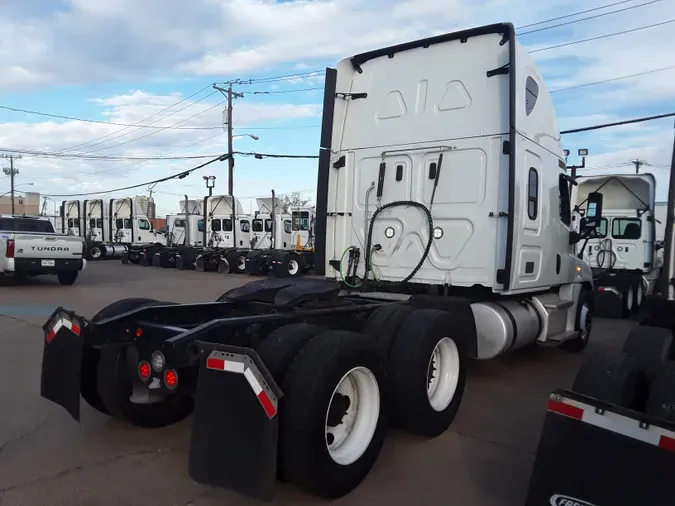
[0, 218, 55, 233]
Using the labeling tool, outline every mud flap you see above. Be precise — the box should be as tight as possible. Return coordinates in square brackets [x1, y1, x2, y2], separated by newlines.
[40, 308, 87, 421]
[121, 251, 129, 264]
[525, 390, 675, 506]
[188, 343, 282, 502]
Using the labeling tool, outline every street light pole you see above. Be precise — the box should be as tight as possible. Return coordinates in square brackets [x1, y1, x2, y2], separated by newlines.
[564, 148, 589, 178]
[203, 175, 216, 197]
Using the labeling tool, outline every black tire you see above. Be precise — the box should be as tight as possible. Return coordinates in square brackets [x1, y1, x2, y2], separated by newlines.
[272, 253, 303, 278]
[280, 330, 388, 498]
[255, 323, 326, 481]
[82, 298, 177, 419]
[57, 271, 78, 285]
[361, 303, 414, 357]
[571, 350, 647, 410]
[622, 325, 673, 381]
[96, 346, 194, 427]
[226, 250, 247, 274]
[388, 309, 467, 437]
[632, 276, 645, 314]
[255, 323, 326, 383]
[622, 282, 634, 318]
[561, 288, 593, 352]
[88, 244, 103, 260]
[645, 364, 675, 423]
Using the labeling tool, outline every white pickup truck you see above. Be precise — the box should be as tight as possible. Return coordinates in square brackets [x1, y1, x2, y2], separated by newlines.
[0, 215, 86, 285]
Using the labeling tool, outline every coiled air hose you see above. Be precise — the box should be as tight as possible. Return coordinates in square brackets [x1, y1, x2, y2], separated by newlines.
[596, 237, 617, 269]
[362, 200, 434, 291]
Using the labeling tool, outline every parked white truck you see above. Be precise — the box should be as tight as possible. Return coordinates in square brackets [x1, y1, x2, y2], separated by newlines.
[40, 22, 603, 501]
[572, 173, 662, 317]
[0, 215, 86, 285]
[62, 197, 166, 260]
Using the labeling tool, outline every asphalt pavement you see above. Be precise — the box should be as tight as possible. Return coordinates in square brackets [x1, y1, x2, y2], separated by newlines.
[0, 262, 632, 506]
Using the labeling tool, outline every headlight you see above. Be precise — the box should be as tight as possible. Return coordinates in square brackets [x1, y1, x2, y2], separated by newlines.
[384, 227, 395, 238]
[433, 227, 443, 239]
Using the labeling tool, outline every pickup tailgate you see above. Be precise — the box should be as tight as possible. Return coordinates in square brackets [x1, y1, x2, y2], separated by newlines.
[13, 233, 84, 259]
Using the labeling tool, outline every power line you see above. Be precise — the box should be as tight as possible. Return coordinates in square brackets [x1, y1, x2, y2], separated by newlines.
[55, 84, 216, 154]
[519, 0, 663, 35]
[42, 154, 230, 197]
[550, 64, 675, 93]
[0, 147, 223, 161]
[561, 111, 675, 134]
[235, 151, 319, 159]
[516, 0, 636, 29]
[531, 18, 675, 53]
[0, 105, 224, 130]
[249, 87, 324, 95]
[75, 98, 226, 155]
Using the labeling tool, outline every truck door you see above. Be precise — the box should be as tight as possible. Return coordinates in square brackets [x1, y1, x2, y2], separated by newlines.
[610, 216, 646, 270]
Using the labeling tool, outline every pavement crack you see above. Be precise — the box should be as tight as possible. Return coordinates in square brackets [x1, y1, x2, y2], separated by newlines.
[451, 430, 536, 456]
[182, 488, 215, 506]
[0, 313, 42, 329]
[0, 448, 188, 493]
[0, 416, 52, 457]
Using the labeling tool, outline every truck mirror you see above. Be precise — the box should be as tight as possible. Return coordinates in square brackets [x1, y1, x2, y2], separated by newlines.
[582, 191, 603, 230]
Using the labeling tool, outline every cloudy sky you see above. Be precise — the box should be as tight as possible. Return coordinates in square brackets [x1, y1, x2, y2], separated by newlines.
[0, 0, 673, 217]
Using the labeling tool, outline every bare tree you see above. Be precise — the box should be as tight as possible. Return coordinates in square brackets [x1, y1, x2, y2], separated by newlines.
[279, 191, 312, 213]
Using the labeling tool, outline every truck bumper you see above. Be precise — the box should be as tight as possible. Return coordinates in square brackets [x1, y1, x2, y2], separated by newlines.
[525, 390, 675, 506]
[14, 258, 84, 275]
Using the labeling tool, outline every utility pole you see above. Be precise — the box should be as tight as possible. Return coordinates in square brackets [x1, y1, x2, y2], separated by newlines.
[1, 154, 22, 214]
[631, 159, 646, 173]
[203, 175, 216, 197]
[212, 84, 244, 197]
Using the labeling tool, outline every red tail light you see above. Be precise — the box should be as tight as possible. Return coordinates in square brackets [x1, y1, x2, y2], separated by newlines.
[138, 361, 151, 381]
[164, 369, 178, 389]
[6, 239, 14, 258]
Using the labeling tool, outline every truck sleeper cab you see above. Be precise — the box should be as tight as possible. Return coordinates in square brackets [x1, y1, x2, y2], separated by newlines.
[572, 173, 660, 317]
[40, 22, 600, 502]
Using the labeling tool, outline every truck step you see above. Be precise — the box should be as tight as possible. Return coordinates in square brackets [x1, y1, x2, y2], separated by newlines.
[543, 299, 574, 311]
[545, 330, 578, 345]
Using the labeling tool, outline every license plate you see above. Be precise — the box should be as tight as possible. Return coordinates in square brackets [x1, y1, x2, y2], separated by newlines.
[41, 259, 55, 267]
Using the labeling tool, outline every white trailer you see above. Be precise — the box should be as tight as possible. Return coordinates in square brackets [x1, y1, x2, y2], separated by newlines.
[40, 22, 605, 501]
[572, 173, 663, 317]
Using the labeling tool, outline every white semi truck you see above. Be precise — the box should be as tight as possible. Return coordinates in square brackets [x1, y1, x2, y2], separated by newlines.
[61, 197, 166, 260]
[572, 173, 663, 318]
[40, 22, 603, 501]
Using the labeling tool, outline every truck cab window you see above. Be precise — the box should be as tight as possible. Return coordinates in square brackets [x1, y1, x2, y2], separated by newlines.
[265, 219, 274, 233]
[89, 218, 96, 228]
[558, 174, 571, 226]
[96, 219, 103, 228]
[123, 219, 132, 229]
[68, 218, 75, 228]
[252, 219, 263, 232]
[612, 218, 641, 240]
[197, 219, 205, 232]
[527, 168, 538, 220]
[115, 219, 124, 229]
[240, 220, 250, 232]
[174, 219, 185, 228]
[0, 218, 54, 233]
[211, 219, 221, 232]
[223, 219, 233, 232]
[284, 220, 292, 234]
[595, 218, 608, 238]
[138, 219, 151, 231]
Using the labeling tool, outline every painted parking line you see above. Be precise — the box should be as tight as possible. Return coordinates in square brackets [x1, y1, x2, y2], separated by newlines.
[0, 305, 58, 317]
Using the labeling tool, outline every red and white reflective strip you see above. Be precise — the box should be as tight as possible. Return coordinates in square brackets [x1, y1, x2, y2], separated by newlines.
[46, 315, 81, 343]
[548, 394, 675, 453]
[205, 350, 278, 419]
